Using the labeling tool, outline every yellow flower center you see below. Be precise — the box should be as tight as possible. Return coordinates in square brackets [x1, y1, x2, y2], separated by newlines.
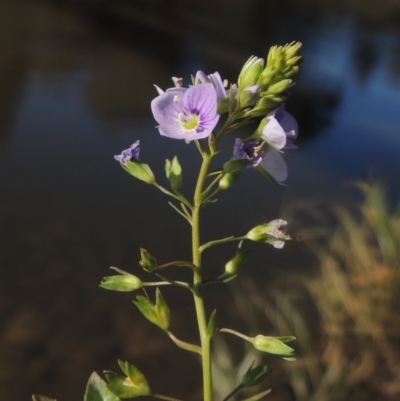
[182, 114, 200, 131]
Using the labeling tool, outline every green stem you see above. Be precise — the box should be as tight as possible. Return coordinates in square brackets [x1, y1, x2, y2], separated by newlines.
[199, 236, 247, 254]
[192, 152, 214, 401]
[220, 328, 251, 342]
[153, 394, 185, 401]
[167, 331, 202, 355]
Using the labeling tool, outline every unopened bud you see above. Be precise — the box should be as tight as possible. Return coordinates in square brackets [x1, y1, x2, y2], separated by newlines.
[225, 250, 249, 274]
[219, 172, 241, 190]
[100, 267, 143, 292]
[238, 56, 264, 89]
[140, 248, 157, 272]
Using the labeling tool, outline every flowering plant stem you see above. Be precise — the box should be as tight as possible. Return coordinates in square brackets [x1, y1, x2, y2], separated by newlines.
[192, 151, 214, 401]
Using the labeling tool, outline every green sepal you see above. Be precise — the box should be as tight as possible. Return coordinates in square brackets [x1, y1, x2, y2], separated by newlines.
[139, 248, 158, 273]
[240, 389, 271, 401]
[165, 156, 182, 192]
[100, 267, 143, 292]
[206, 309, 217, 337]
[104, 361, 151, 399]
[222, 159, 249, 174]
[241, 364, 271, 388]
[122, 160, 156, 185]
[134, 288, 170, 331]
[32, 396, 57, 401]
[251, 335, 296, 358]
[84, 371, 120, 401]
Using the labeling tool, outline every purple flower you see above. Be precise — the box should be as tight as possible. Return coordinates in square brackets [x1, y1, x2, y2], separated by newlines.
[262, 105, 298, 150]
[151, 83, 219, 141]
[233, 138, 263, 167]
[114, 140, 140, 164]
[260, 147, 288, 185]
[195, 71, 228, 101]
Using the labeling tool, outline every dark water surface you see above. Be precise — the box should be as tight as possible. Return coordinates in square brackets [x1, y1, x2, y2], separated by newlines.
[1, 1, 400, 400]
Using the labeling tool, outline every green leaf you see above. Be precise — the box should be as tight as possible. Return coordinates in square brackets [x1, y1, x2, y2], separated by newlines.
[84, 372, 120, 401]
[165, 156, 182, 192]
[240, 389, 271, 401]
[32, 396, 57, 401]
[222, 159, 249, 174]
[122, 160, 156, 184]
[206, 309, 217, 337]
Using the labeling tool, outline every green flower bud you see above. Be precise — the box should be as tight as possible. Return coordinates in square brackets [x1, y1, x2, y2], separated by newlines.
[139, 248, 157, 272]
[238, 85, 260, 108]
[245, 96, 283, 118]
[122, 160, 156, 185]
[219, 172, 241, 190]
[241, 364, 271, 388]
[246, 219, 291, 248]
[134, 288, 170, 331]
[100, 267, 143, 292]
[251, 335, 296, 358]
[257, 65, 276, 89]
[264, 79, 292, 96]
[224, 250, 249, 274]
[283, 41, 302, 60]
[165, 156, 182, 192]
[238, 56, 264, 89]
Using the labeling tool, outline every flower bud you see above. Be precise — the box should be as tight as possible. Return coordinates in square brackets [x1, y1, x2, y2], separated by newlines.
[238, 56, 264, 89]
[246, 219, 291, 248]
[100, 267, 143, 292]
[123, 160, 156, 185]
[257, 65, 276, 89]
[238, 84, 260, 107]
[219, 172, 241, 190]
[251, 335, 296, 358]
[224, 250, 249, 274]
[283, 41, 302, 60]
[264, 79, 292, 96]
[165, 156, 182, 192]
[140, 248, 157, 272]
[245, 96, 283, 118]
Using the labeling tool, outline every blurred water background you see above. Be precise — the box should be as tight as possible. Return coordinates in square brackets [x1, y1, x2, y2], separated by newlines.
[1, 1, 400, 400]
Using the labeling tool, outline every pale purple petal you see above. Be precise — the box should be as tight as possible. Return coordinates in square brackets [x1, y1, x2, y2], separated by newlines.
[151, 83, 219, 141]
[261, 117, 287, 149]
[260, 148, 288, 184]
[114, 140, 140, 164]
[267, 105, 298, 149]
[195, 71, 209, 84]
[208, 72, 227, 100]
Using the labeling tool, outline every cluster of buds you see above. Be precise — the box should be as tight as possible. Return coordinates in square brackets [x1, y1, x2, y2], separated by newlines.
[236, 42, 302, 116]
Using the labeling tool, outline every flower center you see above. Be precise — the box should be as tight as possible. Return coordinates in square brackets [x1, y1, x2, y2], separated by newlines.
[181, 114, 200, 131]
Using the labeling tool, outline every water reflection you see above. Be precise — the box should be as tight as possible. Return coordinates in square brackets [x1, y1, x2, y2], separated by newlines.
[0, 0, 400, 400]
